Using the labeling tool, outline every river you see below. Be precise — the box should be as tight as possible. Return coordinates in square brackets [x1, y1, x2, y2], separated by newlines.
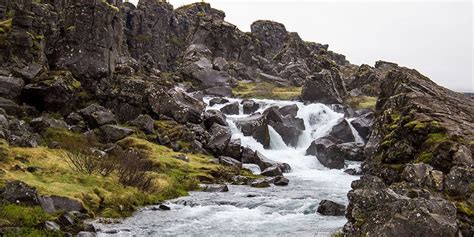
[94, 97, 362, 237]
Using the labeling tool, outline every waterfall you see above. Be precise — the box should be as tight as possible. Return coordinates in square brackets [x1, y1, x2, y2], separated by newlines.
[268, 125, 288, 150]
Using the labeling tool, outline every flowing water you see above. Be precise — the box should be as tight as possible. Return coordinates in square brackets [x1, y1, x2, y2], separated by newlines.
[94, 98, 362, 237]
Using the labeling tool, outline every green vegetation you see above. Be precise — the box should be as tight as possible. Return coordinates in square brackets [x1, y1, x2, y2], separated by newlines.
[456, 201, 474, 219]
[101, 0, 120, 13]
[233, 81, 302, 100]
[346, 96, 377, 110]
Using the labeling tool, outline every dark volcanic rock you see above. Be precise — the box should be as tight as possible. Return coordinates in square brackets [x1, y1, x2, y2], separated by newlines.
[273, 176, 289, 186]
[0, 181, 38, 205]
[220, 102, 239, 115]
[328, 118, 355, 143]
[306, 137, 345, 169]
[0, 76, 24, 100]
[79, 104, 117, 128]
[301, 68, 347, 104]
[209, 97, 229, 106]
[260, 165, 283, 177]
[241, 99, 259, 114]
[200, 184, 229, 192]
[99, 125, 134, 143]
[38, 195, 85, 214]
[317, 200, 345, 216]
[130, 114, 155, 134]
[219, 156, 242, 169]
[203, 109, 228, 129]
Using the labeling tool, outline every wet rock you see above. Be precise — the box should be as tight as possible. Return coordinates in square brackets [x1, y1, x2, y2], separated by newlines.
[242, 99, 259, 114]
[209, 97, 229, 106]
[200, 184, 229, 192]
[344, 168, 363, 176]
[207, 124, 231, 156]
[250, 178, 271, 188]
[151, 204, 171, 211]
[273, 176, 289, 186]
[79, 104, 117, 128]
[219, 156, 242, 169]
[223, 138, 242, 160]
[220, 102, 239, 115]
[129, 114, 155, 134]
[0, 181, 38, 205]
[279, 104, 298, 118]
[99, 125, 134, 143]
[306, 137, 345, 169]
[260, 165, 283, 177]
[203, 109, 228, 129]
[317, 200, 345, 216]
[0, 76, 24, 100]
[350, 114, 373, 142]
[334, 142, 365, 161]
[77, 232, 96, 237]
[328, 118, 355, 143]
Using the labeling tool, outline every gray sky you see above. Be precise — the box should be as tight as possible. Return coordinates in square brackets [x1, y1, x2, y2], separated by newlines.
[129, 0, 473, 92]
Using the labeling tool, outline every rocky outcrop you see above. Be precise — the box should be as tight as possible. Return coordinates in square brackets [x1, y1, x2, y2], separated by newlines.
[347, 61, 399, 97]
[301, 68, 347, 104]
[317, 200, 345, 216]
[344, 67, 474, 236]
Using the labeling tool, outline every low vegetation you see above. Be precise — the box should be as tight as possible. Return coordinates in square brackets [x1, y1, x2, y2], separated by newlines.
[232, 81, 302, 100]
[345, 95, 377, 110]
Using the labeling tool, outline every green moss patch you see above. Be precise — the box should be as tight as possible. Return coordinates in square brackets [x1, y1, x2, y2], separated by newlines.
[233, 82, 301, 100]
[346, 96, 377, 110]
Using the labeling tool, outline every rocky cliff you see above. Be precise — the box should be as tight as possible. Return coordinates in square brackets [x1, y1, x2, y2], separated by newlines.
[0, 0, 472, 236]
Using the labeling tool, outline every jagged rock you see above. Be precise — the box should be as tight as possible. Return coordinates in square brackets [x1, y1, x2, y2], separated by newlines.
[347, 61, 399, 96]
[0, 181, 38, 205]
[213, 57, 229, 71]
[203, 109, 228, 129]
[273, 176, 289, 186]
[242, 99, 259, 114]
[334, 142, 365, 161]
[219, 156, 242, 169]
[306, 137, 345, 169]
[209, 97, 229, 106]
[260, 165, 283, 177]
[29, 117, 68, 133]
[235, 114, 270, 148]
[13, 63, 43, 82]
[250, 178, 271, 188]
[317, 200, 345, 216]
[301, 68, 347, 104]
[40, 221, 61, 231]
[244, 150, 291, 173]
[207, 124, 231, 156]
[65, 112, 83, 125]
[223, 138, 242, 160]
[79, 104, 117, 128]
[279, 104, 298, 117]
[149, 87, 205, 124]
[220, 102, 239, 115]
[0, 76, 24, 100]
[130, 114, 155, 134]
[328, 118, 355, 143]
[344, 168, 363, 176]
[99, 125, 134, 143]
[57, 212, 75, 227]
[350, 112, 373, 142]
[200, 184, 229, 192]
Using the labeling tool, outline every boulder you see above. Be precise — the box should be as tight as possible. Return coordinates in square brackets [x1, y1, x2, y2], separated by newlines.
[203, 109, 228, 129]
[223, 138, 242, 160]
[189, 68, 235, 89]
[204, 86, 232, 97]
[250, 178, 271, 188]
[220, 102, 239, 115]
[334, 142, 365, 161]
[38, 195, 85, 214]
[350, 115, 373, 142]
[301, 68, 347, 104]
[317, 200, 345, 216]
[0, 181, 38, 205]
[209, 97, 229, 106]
[213, 57, 229, 71]
[279, 104, 298, 118]
[129, 114, 155, 134]
[99, 125, 134, 143]
[235, 114, 270, 148]
[242, 99, 259, 114]
[273, 176, 289, 186]
[0, 76, 24, 100]
[40, 221, 61, 231]
[328, 118, 355, 143]
[172, 154, 189, 162]
[149, 87, 205, 124]
[200, 184, 229, 192]
[260, 165, 283, 177]
[244, 150, 291, 173]
[79, 104, 117, 128]
[306, 137, 345, 169]
[207, 124, 231, 156]
[77, 232, 96, 237]
[29, 117, 68, 133]
[219, 156, 242, 169]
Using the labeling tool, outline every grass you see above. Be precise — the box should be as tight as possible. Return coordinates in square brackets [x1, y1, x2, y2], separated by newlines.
[232, 82, 301, 100]
[346, 96, 377, 110]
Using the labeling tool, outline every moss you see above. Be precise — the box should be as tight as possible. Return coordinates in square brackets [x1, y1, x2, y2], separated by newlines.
[134, 34, 152, 43]
[71, 80, 81, 90]
[66, 26, 76, 32]
[233, 82, 301, 100]
[0, 204, 53, 227]
[415, 151, 433, 163]
[196, 11, 206, 17]
[0, 18, 12, 32]
[456, 201, 474, 218]
[101, 0, 120, 12]
[346, 96, 377, 110]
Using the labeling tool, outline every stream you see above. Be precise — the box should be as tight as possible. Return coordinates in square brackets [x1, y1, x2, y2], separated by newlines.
[94, 98, 362, 237]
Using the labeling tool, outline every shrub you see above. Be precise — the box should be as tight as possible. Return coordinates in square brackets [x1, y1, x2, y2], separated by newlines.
[115, 149, 154, 192]
[63, 149, 101, 175]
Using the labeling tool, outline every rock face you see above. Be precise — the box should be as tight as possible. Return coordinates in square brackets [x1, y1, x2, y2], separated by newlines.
[343, 67, 474, 236]
[301, 68, 347, 104]
[317, 200, 345, 216]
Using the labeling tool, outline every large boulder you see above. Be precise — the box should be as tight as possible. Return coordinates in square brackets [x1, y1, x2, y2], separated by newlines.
[0, 181, 38, 205]
[244, 150, 291, 173]
[149, 87, 205, 124]
[220, 102, 239, 115]
[328, 118, 355, 143]
[0, 76, 24, 100]
[334, 142, 365, 161]
[218, 156, 242, 169]
[301, 68, 347, 104]
[206, 124, 231, 156]
[242, 99, 259, 114]
[38, 195, 85, 214]
[317, 200, 345, 216]
[350, 111, 374, 142]
[306, 137, 345, 169]
[260, 165, 283, 177]
[30, 117, 68, 133]
[234, 114, 270, 148]
[129, 114, 155, 134]
[203, 110, 228, 129]
[79, 103, 117, 128]
[99, 125, 134, 143]
[209, 97, 229, 106]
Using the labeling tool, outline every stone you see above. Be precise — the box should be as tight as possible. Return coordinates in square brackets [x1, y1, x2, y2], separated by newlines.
[279, 104, 298, 118]
[0, 181, 38, 205]
[99, 125, 134, 143]
[200, 184, 229, 192]
[306, 137, 345, 169]
[0, 76, 24, 100]
[301, 68, 347, 104]
[204, 86, 232, 97]
[209, 97, 229, 106]
[219, 156, 242, 169]
[38, 195, 85, 214]
[220, 102, 239, 115]
[213, 57, 229, 71]
[250, 178, 271, 188]
[172, 154, 189, 162]
[30, 117, 68, 133]
[317, 200, 345, 216]
[273, 176, 289, 186]
[223, 138, 242, 160]
[334, 142, 365, 161]
[350, 116, 373, 142]
[203, 110, 228, 129]
[130, 114, 155, 134]
[328, 118, 355, 143]
[77, 232, 96, 237]
[79, 104, 117, 128]
[242, 99, 259, 114]
[260, 165, 283, 177]
[40, 221, 61, 231]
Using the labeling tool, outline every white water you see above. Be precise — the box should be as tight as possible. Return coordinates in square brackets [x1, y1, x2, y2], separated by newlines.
[95, 98, 361, 237]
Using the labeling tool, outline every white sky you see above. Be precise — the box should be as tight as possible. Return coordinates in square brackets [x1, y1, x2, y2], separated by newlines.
[129, 0, 473, 92]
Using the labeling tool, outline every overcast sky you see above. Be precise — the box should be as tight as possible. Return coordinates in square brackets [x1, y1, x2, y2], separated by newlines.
[129, 0, 473, 93]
